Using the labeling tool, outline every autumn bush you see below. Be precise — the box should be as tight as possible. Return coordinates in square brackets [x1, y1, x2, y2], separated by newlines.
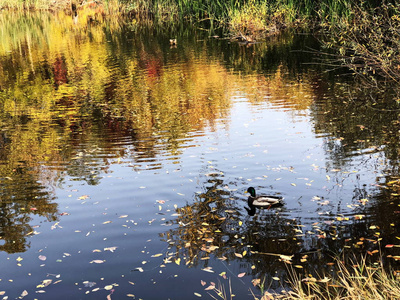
[320, 2, 400, 85]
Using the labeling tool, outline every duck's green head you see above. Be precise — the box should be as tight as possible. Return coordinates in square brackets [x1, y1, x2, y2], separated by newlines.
[246, 187, 256, 197]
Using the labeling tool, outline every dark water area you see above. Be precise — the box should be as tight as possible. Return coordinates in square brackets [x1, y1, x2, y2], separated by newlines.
[1, 11, 400, 299]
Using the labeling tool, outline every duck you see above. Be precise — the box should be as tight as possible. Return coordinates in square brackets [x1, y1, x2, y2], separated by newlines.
[245, 187, 283, 211]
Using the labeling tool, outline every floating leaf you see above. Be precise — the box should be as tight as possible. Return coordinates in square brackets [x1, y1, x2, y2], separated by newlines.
[202, 267, 214, 273]
[104, 247, 117, 252]
[38, 255, 47, 261]
[175, 258, 181, 265]
[151, 253, 163, 258]
[238, 272, 246, 278]
[234, 253, 243, 258]
[39, 279, 52, 288]
[279, 255, 293, 263]
[201, 280, 206, 286]
[90, 260, 105, 264]
[194, 292, 202, 297]
[272, 277, 280, 281]
[104, 285, 113, 290]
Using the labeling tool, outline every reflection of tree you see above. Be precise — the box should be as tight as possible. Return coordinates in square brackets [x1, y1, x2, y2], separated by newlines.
[0, 171, 58, 253]
[309, 82, 400, 268]
[161, 167, 400, 281]
[311, 81, 400, 171]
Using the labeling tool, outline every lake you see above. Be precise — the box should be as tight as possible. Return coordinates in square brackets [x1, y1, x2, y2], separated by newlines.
[1, 10, 400, 299]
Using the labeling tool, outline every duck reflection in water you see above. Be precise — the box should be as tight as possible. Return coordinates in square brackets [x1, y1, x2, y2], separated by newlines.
[245, 187, 284, 216]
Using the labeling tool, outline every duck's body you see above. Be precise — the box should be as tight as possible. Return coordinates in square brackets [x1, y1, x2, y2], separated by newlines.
[246, 187, 283, 211]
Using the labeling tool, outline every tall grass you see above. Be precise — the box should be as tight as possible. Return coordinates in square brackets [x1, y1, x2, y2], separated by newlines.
[281, 256, 400, 300]
[207, 254, 400, 300]
[0, 0, 359, 25]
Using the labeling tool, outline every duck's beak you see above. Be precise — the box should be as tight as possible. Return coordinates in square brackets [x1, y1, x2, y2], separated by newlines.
[244, 191, 248, 194]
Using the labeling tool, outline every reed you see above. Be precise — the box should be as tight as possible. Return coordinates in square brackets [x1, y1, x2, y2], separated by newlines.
[280, 256, 400, 300]
[0, 0, 357, 23]
[207, 253, 400, 300]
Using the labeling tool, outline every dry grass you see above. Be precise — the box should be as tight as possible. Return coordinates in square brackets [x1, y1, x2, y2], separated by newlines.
[207, 254, 400, 300]
[260, 256, 400, 300]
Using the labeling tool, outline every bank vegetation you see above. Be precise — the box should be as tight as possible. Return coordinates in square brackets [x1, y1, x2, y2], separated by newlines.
[1, 0, 398, 84]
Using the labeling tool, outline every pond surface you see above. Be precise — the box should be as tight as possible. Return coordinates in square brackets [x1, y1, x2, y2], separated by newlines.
[1, 11, 400, 299]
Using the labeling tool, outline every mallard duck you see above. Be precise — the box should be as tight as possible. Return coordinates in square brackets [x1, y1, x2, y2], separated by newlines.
[246, 187, 283, 209]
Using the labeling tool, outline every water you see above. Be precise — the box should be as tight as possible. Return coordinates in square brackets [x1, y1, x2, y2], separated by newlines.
[1, 11, 400, 299]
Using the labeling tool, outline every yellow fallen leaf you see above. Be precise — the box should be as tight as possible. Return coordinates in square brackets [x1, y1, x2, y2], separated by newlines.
[175, 258, 181, 265]
[272, 277, 280, 281]
[294, 265, 303, 269]
[151, 253, 163, 258]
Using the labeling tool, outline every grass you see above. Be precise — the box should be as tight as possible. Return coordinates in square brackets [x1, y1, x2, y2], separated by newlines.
[280, 256, 400, 300]
[0, 0, 357, 27]
[205, 251, 400, 300]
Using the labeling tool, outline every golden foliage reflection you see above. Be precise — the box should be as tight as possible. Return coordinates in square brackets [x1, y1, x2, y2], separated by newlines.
[0, 11, 325, 253]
